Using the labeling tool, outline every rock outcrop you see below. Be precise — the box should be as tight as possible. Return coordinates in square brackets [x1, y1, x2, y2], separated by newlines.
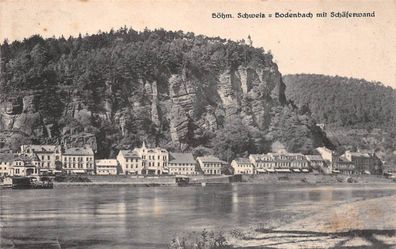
[0, 30, 327, 158]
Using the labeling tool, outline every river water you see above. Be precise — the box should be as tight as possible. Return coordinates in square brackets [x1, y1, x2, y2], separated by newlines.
[2, 183, 396, 248]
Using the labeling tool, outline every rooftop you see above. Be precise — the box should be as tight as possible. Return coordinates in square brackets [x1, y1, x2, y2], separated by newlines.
[119, 150, 141, 158]
[305, 155, 324, 161]
[21, 144, 60, 153]
[233, 158, 252, 164]
[197, 155, 226, 164]
[64, 146, 94, 155]
[13, 154, 39, 166]
[169, 153, 196, 164]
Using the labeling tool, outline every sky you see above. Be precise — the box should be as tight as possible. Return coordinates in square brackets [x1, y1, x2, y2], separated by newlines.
[1, 0, 395, 88]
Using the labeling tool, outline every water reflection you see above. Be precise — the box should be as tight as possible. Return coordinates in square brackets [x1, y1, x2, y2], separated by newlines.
[2, 184, 396, 249]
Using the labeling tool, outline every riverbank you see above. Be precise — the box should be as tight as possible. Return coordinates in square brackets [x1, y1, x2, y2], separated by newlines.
[227, 194, 396, 248]
[242, 173, 396, 185]
[48, 174, 396, 188]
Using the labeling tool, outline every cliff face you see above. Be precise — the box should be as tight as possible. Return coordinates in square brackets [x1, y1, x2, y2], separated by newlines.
[0, 29, 327, 158]
[0, 63, 286, 153]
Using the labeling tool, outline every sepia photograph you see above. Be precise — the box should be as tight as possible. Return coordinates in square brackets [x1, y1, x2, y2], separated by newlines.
[0, 0, 395, 248]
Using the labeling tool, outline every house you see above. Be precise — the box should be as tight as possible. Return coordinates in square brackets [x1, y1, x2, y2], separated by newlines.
[231, 158, 254, 175]
[0, 153, 14, 177]
[133, 142, 168, 175]
[315, 147, 334, 162]
[116, 150, 143, 175]
[11, 154, 40, 177]
[270, 152, 309, 173]
[249, 154, 275, 173]
[62, 146, 95, 174]
[343, 150, 383, 174]
[20, 145, 62, 172]
[168, 152, 197, 175]
[333, 156, 355, 175]
[95, 159, 118, 175]
[305, 155, 326, 173]
[197, 155, 226, 175]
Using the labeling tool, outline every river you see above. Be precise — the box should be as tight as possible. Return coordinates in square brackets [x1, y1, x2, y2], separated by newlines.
[1, 183, 396, 248]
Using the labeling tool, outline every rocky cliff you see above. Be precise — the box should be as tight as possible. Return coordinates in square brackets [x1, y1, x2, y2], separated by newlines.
[0, 29, 329, 159]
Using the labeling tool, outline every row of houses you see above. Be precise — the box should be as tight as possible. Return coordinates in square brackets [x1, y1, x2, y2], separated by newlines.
[230, 147, 383, 175]
[0, 143, 384, 178]
[0, 142, 224, 177]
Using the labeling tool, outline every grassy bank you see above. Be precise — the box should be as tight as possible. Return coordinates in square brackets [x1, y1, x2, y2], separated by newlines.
[242, 173, 396, 185]
[227, 194, 396, 248]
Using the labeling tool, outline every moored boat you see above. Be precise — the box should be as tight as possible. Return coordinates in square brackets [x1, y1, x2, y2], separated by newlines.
[12, 176, 53, 189]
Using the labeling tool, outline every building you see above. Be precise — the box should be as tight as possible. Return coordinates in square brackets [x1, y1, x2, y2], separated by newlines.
[333, 156, 355, 175]
[95, 159, 118, 175]
[231, 158, 254, 175]
[133, 142, 168, 175]
[168, 153, 197, 175]
[270, 152, 309, 173]
[315, 147, 334, 162]
[197, 155, 226, 175]
[305, 155, 326, 172]
[343, 150, 383, 174]
[62, 146, 95, 174]
[249, 154, 275, 173]
[116, 150, 143, 175]
[11, 154, 40, 177]
[20, 145, 62, 172]
[0, 153, 14, 177]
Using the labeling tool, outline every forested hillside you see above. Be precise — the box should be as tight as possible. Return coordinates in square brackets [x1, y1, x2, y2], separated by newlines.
[284, 74, 396, 165]
[0, 28, 331, 160]
[284, 74, 396, 128]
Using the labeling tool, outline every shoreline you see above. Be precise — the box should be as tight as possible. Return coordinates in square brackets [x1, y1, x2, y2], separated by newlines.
[226, 194, 396, 248]
[3, 174, 395, 189]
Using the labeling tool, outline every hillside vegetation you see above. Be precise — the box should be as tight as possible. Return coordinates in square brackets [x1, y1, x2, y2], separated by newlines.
[284, 74, 396, 165]
[0, 28, 330, 160]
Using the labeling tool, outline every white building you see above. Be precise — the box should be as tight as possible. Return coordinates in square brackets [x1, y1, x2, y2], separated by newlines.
[117, 150, 143, 175]
[133, 142, 168, 175]
[305, 155, 326, 173]
[197, 155, 225, 175]
[231, 158, 254, 175]
[11, 154, 40, 177]
[117, 150, 142, 175]
[315, 147, 334, 162]
[95, 159, 118, 175]
[249, 154, 276, 173]
[0, 153, 14, 177]
[62, 146, 95, 174]
[20, 145, 62, 172]
[168, 152, 197, 175]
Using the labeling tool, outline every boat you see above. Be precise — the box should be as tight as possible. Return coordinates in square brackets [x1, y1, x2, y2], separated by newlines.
[175, 176, 190, 186]
[0, 176, 13, 189]
[12, 176, 53, 189]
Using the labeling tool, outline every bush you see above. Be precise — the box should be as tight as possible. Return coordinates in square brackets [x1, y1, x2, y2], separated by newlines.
[169, 229, 231, 249]
[54, 175, 91, 182]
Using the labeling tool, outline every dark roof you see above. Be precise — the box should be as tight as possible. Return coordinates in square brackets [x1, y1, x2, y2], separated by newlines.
[233, 158, 252, 164]
[21, 145, 60, 153]
[337, 156, 355, 164]
[305, 155, 324, 161]
[64, 146, 94, 155]
[13, 154, 39, 166]
[169, 153, 196, 164]
[119, 150, 141, 158]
